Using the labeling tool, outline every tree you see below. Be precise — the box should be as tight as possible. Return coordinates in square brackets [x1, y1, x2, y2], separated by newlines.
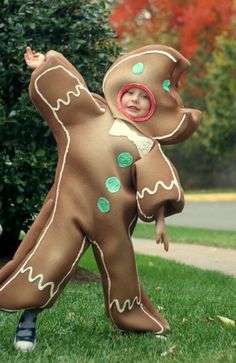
[110, 0, 236, 188]
[203, 34, 236, 158]
[165, 34, 236, 189]
[0, 0, 120, 257]
[110, 0, 234, 57]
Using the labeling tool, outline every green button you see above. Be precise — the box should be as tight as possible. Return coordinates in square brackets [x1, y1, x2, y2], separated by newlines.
[97, 197, 110, 213]
[132, 62, 144, 75]
[163, 79, 171, 92]
[117, 152, 134, 168]
[105, 177, 121, 193]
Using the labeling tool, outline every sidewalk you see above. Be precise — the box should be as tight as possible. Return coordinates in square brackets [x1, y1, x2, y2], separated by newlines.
[132, 238, 236, 277]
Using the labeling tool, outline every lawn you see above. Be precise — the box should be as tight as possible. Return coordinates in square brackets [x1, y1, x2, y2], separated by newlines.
[0, 248, 235, 363]
[134, 223, 236, 249]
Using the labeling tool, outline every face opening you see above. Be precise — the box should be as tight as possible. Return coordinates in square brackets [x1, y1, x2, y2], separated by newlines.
[117, 83, 156, 122]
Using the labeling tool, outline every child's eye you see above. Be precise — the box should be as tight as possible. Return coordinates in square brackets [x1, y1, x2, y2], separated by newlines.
[142, 94, 149, 99]
[127, 90, 133, 95]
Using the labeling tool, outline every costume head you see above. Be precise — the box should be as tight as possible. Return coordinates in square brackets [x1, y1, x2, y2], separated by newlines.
[103, 44, 201, 144]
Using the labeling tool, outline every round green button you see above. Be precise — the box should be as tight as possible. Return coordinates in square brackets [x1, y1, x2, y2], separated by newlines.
[117, 152, 134, 168]
[132, 62, 144, 75]
[97, 197, 110, 213]
[105, 177, 121, 193]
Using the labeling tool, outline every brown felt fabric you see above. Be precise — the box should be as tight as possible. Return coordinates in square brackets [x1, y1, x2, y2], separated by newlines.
[0, 45, 201, 334]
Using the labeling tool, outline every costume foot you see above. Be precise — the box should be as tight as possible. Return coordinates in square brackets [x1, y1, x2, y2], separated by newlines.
[14, 311, 37, 352]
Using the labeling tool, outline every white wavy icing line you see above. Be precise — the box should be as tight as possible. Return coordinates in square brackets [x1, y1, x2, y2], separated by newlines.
[154, 114, 186, 140]
[53, 84, 84, 111]
[137, 143, 181, 202]
[137, 179, 178, 200]
[90, 240, 142, 318]
[20, 266, 55, 294]
[91, 238, 164, 332]
[36, 65, 105, 112]
[0, 238, 87, 310]
[103, 50, 177, 90]
[41, 236, 87, 308]
[110, 295, 141, 313]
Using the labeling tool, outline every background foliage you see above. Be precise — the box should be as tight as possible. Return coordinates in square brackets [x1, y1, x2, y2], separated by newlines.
[110, 0, 236, 189]
[0, 0, 120, 256]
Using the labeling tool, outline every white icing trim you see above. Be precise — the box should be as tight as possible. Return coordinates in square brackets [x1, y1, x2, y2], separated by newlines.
[35, 65, 105, 112]
[0, 308, 20, 312]
[158, 144, 181, 201]
[0, 73, 71, 292]
[0, 66, 99, 303]
[137, 143, 181, 202]
[136, 143, 182, 220]
[128, 214, 138, 239]
[91, 238, 165, 333]
[137, 179, 178, 199]
[136, 197, 154, 220]
[103, 50, 177, 91]
[0, 237, 87, 310]
[90, 239, 142, 319]
[90, 240, 117, 327]
[41, 236, 87, 307]
[110, 119, 153, 158]
[110, 296, 141, 313]
[154, 114, 186, 140]
[21, 266, 55, 293]
[140, 304, 164, 334]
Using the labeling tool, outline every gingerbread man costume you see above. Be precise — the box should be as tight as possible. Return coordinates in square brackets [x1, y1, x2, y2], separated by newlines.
[0, 45, 201, 335]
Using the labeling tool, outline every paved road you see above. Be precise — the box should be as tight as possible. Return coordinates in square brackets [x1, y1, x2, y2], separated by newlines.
[166, 201, 236, 231]
[132, 238, 236, 277]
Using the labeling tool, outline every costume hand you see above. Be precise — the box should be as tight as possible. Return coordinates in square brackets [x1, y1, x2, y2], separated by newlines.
[155, 207, 169, 252]
[24, 46, 45, 69]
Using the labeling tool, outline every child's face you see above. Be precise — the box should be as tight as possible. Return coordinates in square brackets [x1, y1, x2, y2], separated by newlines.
[121, 88, 151, 118]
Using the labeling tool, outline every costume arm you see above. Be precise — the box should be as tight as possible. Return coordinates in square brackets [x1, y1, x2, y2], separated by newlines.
[133, 142, 184, 223]
[28, 50, 105, 131]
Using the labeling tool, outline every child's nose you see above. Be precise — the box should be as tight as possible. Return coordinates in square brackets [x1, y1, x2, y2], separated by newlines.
[131, 93, 139, 102]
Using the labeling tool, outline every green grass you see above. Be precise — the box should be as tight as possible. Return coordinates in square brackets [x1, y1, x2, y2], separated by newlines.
[185, 189, 236, 194]
[134, 223, 236, 249]
[0, 249, 235, 363]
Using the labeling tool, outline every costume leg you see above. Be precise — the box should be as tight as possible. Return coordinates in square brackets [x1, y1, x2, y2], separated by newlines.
[140, 285, 170, 332]
[0, 212, 89, 311]
[91, 232, 169, 335]
[0, 198, 54, 284]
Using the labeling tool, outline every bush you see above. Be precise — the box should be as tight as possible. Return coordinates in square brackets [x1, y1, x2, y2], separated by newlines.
[0, 0, 120, 257]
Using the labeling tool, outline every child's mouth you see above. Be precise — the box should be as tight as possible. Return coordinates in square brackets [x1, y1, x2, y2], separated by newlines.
[127, 106, 140, 112]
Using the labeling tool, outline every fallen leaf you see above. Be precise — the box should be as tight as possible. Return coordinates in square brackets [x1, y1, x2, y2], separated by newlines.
[217, 315, 235, 328]
[205, 316, 214, 322]
[155, 286, 163, 291]
[161, 345, 176, 357]
[67, 312, 76, 319]
[148, 261, 154, 267]
[182, 318, 188, 325]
